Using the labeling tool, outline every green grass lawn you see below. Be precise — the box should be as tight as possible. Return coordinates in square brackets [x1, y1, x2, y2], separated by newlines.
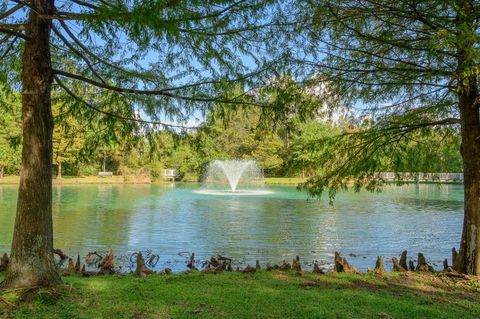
[1, 176, 305, 185]
[0, 176, 21, 185]
[1, 271, 479, 319]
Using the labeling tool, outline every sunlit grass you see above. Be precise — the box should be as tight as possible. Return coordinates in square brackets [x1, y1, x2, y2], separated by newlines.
[1, 271, 479, 318]
[1, 175, 307, 185]
[0, 176, 20, 184]
[0, 175, 137, 185]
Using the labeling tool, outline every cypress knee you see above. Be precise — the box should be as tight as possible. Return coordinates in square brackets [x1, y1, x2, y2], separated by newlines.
[374, 256, 384, 274]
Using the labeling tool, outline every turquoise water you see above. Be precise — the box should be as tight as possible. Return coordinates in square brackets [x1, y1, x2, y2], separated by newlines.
[0, 183, 464, 271]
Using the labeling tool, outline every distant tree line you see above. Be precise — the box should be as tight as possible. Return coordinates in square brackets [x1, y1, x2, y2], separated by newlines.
[0, 81, 463, 181]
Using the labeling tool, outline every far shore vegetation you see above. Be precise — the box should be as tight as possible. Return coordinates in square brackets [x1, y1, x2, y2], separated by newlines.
[1, 99, 463, 185]
[0, 175, 307, 185]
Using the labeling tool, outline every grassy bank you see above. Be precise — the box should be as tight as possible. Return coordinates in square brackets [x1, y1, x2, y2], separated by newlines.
[0, 176, 21, 185]
[1, 271, 479, 318]
[0, 176, 306, 186]
[0, 176, 152, 185]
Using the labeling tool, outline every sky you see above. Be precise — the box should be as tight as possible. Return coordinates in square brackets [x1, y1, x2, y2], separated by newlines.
[1, 0, 366, 129]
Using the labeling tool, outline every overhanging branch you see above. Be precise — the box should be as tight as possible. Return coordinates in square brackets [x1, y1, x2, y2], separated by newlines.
[69, 0, 99, 10]
[0, 35, 18, 59]
[54, 75, 197, 130]
[53, 69, 257, 105]
[0, 25, 27, 39]
[51, 24, 105, 83]
[0, 3, 24, 20]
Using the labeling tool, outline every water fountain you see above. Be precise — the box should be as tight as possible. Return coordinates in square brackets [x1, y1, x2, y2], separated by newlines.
[196, 160, 272, 195]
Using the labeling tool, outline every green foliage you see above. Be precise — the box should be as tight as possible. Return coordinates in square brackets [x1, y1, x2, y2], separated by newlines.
[288, 0, 470, 198]
[52, 102, 87, 176]
[1, 0, 285, 134]
[0, 88, 21, 176]
[290, 121, 340, 177]
[194, 106, 284, 176]
[0, 81, 462, 182]
[301, 125, 463, 199]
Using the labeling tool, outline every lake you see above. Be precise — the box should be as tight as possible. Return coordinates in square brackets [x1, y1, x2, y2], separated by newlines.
[0, 183, 464, 272]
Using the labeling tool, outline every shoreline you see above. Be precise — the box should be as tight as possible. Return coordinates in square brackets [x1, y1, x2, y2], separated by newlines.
[0, 175, 463, 186]
[0, 175, 154, 185]
[0, 249, 455, 275]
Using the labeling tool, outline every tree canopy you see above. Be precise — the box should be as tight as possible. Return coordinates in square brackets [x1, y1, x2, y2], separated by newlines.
[288, 0, 479, 274]
[0, 0, 292, 288]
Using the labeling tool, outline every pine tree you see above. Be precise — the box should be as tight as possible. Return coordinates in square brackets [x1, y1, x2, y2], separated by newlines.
[0, 0, 279, 288]
[295, 0, 480, 274]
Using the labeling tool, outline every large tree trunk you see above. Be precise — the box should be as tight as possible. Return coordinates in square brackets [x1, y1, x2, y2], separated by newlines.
[2, 0, 62, 288]
[102, 155, 107, 172]
[455, 81, 480, 274]
[454, 2, 480, 275]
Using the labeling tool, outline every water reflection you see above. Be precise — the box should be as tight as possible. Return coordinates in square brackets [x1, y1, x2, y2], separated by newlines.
[0, 183, 464, 271]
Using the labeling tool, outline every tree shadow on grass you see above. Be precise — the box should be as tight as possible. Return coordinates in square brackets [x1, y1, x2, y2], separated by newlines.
[3, 271, 480, 319]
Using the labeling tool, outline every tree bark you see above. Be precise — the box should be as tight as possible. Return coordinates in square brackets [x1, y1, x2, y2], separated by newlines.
[2, 0, 62, 288]
[57, 161, 62, 180]
[454, 2, 480, 275]
[0, 166, 4, 179]
[455, 81, 480, 274]
[102, 155, 106, 172]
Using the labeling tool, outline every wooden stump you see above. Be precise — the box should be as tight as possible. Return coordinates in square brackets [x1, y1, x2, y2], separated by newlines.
[408, 260, 415, 271]
[292, 256, 302, 272]
[135, 252, 153, 277]
[266, 264, 279, 271]
[75, 255, 81, 273]
[415, 253, 433, 272]
[255, 260, 261, 270]
[334, 252, 342, 272]
[443, 259, 449, 271]
[64, 258, 76, 276]
[0, 253, 9, 272]
[209, 256, 220, 268]
[242, 265, 256, 273]
[452, 248, 458, 267]
[187, 253, 196, 270]
[399, 251, 408, 270]
[99, 250, 115, 274]
[374, 256, 384, 274]
[279, 260, 292, 271]
[334, 252, 359, 273]
[312, 260, 324, 274]
[215, 265, 224, 273]
[392, 257, 406, 272]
